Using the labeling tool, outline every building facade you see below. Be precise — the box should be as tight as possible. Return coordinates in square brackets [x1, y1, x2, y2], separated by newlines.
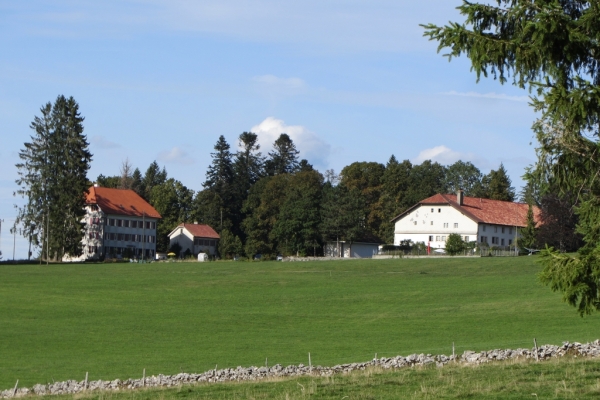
[63, 185, 161, 261]
[391, 190, 541, 250]
[168, 223, 220, 257]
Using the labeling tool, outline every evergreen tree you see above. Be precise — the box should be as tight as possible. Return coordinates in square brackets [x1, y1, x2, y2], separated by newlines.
[232, 132, 264, 239]
[141, 161, 167, 200]
[537, 192, 582, 253]
[15, 95, 92, 261]
[423, 1, 600, 314]
[203, 135, 234, 233]
[218, 228, 243, 259]
[321, 184, 366, 255]
[265, 133, 300, 175]
[519, 203, 538, 250]
[486, 164, 516, 202]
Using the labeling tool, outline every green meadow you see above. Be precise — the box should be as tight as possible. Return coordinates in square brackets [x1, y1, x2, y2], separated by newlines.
[1, 257, 599, 390]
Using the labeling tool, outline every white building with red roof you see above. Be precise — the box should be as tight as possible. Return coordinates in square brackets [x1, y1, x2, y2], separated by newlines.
[63, 185, 162, 261]
[168, 223, 220, 257]
[391, 190, 541, 250]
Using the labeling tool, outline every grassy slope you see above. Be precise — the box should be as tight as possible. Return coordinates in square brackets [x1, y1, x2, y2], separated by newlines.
[1, 257, 599, 389]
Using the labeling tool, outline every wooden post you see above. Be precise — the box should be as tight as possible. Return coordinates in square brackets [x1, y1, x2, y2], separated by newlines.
[84, 372, 88, 391]
[266, 357, 268, 368]
[534, 338, 539, 362]
[308, 353, 312, 373]
[13, 380, 18, 397]
[452, 342, 455, 361]
[142, 368, 145, 387]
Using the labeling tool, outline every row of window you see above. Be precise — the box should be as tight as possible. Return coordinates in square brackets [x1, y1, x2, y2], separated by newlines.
[104, 232, 156, 243]
[414, 221, 460, 228]
[194, 238, 217, 246]
[482, 225, 513, 234]
[107, 218, 156, 229]
[480, 236, 513, 246]
[106, 247, 155, 257]
[428, 235, 470, 242]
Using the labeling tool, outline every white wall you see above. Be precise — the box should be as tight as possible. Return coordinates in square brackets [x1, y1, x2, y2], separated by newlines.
[393, 204, 478, 248]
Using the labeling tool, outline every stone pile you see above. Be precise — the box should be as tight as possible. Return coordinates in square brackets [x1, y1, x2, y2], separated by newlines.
[3, 340, 600, 398]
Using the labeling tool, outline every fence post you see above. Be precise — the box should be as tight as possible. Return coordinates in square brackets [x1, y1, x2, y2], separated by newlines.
[452, 342, 455, 361]
[84, 372, 88, 391]
[142, 368, 145, 387]
[308, 353, 312, 373]
[13, 380, 18, 397]
[534, 338, 539, 362]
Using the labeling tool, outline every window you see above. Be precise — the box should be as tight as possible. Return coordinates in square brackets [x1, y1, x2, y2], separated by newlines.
[117, 219, 123, 227]
[414, 221, 417, 225]
[438, 208, 441, 213]
[481, 236, 488, 243]
[123, 220, 128, 228]
[443, 223, 449, 228]
[482, 225, 486, 232]
[436, 236, 440, 241]
[494, 226, 498, 233]
[509, 239, 512, 245]
[431, 208, 434, 213]
[441, 236, 446, 241]
[109, 219, 115, 226]
[491, 237, 499, 244]
[151, 222, 156, 229]
[501, 227, 505, 234]
[131, 221, 137, 228]
[429, 235, 433, 242]
[509, 227, 513, 235]
[501, 238, 505, 246]
[464, 236, 469, 242]
[124, 234, 130, 242]
[430, 221, 433, 225]
[454, 223, 458, 228]
[117, 234, 123, 241]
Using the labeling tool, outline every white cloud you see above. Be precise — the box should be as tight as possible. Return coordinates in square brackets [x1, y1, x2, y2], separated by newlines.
[441, 91, 530, 103]
[413, 145, 465, 165]
[91, 135, 120, 149]
[157, 147, 195, 165]
[250, 117, 331, 169]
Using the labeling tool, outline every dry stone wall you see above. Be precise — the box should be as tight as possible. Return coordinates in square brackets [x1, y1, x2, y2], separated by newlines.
[3, 340, 600, 398]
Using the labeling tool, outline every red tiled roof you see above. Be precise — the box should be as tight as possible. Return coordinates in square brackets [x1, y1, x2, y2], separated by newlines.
[178, 223, 220, 239]
[86, 186, 161, 219]
[393, 193, 541, 227]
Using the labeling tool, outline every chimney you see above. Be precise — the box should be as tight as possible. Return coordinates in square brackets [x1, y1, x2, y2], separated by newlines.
[457, 189, 464, 206]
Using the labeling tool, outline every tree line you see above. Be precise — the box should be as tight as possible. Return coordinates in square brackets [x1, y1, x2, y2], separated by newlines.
[95, 131, 518, 258]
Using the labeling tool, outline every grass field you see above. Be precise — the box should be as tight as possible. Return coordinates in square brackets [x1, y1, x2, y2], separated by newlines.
[1, 257, 600, 390]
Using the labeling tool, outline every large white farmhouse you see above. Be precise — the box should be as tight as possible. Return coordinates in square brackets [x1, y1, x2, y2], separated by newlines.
[63, 185, 162, 261]
[391, 190, 540, 249]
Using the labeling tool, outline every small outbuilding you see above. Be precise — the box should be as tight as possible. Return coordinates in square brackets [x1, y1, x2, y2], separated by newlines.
[324, 241, 381, 258]
[168, 222, 220, 257]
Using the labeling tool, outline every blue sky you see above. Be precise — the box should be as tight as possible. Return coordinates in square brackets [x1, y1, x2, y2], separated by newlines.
[0, 1, 538, 259]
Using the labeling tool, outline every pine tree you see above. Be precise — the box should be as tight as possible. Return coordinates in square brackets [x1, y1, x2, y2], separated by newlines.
[519, 203, 538, 250]
[203, 136, 234, 233]
[486, 164, 516, 202]
[15, 95, 92, 261]
[265, 134, 300, 175]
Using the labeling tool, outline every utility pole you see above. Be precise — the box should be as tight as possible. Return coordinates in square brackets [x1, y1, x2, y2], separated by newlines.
[142, 211, 145, 262]
[0, 219, 4, 260]
[12, 222, 17, 262]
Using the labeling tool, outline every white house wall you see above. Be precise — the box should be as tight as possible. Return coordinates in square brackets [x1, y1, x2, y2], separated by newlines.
[477, 224, 519, 247]
[394, 204, 478, 248]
